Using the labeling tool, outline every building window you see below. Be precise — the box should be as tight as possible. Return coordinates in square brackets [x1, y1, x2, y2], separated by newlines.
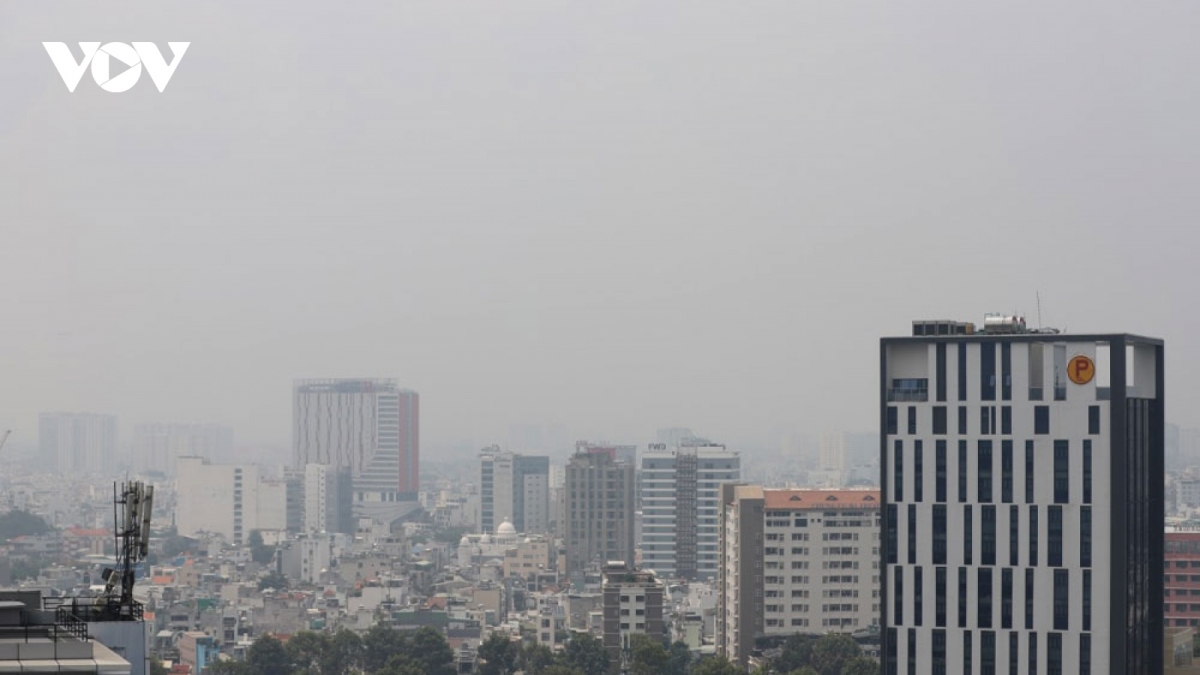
[1080, 633, 1091, 675]
[1001, 406, 1012, 435]
[1025, 440, 1035, 504]
[1029, 506, 1039, 567]
[978, 568, 993, 628]
[981, 341, 996, 401]
[914, 441, 924, 503]
[958, 567, 968, 628]
[894, 440, 904, 503]
[963, 630, 973, 674]
[1053, 440, 1069, 504]
[1001, 568, 1013, 629]
[1048, 632, 1062, 675]
[1029, 632, 1038, 675]
[980, 407, 991, 436]
[1088, 405, 1101, 435]
[1083, 569, 1092, 632]
[1048, 505, 1063, 567]
[894, 566, 903, 626]
[958, 406, 968, 435]
[958, 343, 968, 401]
[958, 441, 968, 503]
[935, 440, 947, 503]
[1083, 440, 1092, 505]
[936, 343, 947, 402]
[1025, 568, 1035, 630]
[935, 567, 947, 628]
[887, 407, 898, 435]
[886, 504, 898, 565]
[933, 505, 947, 565]
[932, 629, 946, 675]
[981, 630, 996, 675]
[1009, 505, 1019, 567]
[1080, 506, 1092, 568]
[907, 407, 917, 435]
[1029, 342, 1044, 400]
[1001, 441, 1013, 504]
[933, 406, 947, 435]
[1001, 342, 1012, 401]
[978, 441, 993, 503]
[913, 567, 923, 627]
[981, 505, 996, 566]
[964, 505, 973, 565]
[907, 629, 917, 675]
[1052, 344, 1067, 401]
[886, 629, 897, 675]
[1034, 406, 1050, 434]
[908, 504, 917, 565]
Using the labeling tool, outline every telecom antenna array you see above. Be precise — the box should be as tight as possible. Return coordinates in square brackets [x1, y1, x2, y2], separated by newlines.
[100, 481, 154, 620]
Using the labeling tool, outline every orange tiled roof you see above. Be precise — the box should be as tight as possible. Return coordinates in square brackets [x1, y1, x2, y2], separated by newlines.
[762, 489, 881, 510]
[66, 528, 110, 537]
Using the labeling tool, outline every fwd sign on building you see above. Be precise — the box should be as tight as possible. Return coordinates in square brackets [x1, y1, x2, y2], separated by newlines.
[43, 42, 189, 92]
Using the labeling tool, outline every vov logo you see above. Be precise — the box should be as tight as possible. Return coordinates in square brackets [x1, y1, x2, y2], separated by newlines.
[43, 42, 190, 93]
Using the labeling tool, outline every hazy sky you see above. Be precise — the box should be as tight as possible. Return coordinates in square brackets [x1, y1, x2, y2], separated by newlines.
[2, 2, 1198, 452]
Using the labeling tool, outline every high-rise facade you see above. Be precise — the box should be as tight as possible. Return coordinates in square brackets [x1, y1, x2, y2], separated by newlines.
[882, 318, 1164, 675]
[39, 412, 118, 474]
[176, 456, 288, 546]
[601, 562, 666, 664]
[479, 446, 550, 534]
[565, 445, 636, 578]
[293, 379, 419, 524]
[641, 440, 740, 580]
[718, 485, 882, 666]
[303, 464, 353, 534]
[133, 423, 234, 475]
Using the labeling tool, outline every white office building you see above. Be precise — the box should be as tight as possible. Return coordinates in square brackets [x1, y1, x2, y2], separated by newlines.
[883, 317, 1164, 675]
[641, 440, 740, 580]
[176, 456, 288, 545]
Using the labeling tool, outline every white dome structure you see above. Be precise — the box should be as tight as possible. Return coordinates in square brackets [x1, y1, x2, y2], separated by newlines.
[496, 520, 517, 536]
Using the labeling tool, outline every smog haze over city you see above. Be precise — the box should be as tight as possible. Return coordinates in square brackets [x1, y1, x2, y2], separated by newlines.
[2, 1, 1199, 456]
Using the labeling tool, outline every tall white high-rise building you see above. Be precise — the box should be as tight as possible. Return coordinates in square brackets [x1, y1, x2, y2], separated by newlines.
[293, 379, 419, 525]
[640, 439, 740, 580]
[133, 423, 234, 475]
[176, 456, 287, 546]
[39, 412, 118, 475]
[479, 447, 550, 534]
[883, 317, 1164, 675]
[303, 464, 352, 534]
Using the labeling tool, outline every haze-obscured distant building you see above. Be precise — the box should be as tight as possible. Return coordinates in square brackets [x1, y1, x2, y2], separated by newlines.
[132, 423, 233, 475]
[39, 412, 118, 475]
[479, 446, 550, 534]
[566, 444, 636, 578]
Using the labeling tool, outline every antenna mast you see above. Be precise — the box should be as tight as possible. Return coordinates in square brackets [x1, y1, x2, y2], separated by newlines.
[1037, 292, 1043, 330]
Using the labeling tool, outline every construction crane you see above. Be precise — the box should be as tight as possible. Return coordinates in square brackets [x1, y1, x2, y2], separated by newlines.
[0, 430, 10, 455]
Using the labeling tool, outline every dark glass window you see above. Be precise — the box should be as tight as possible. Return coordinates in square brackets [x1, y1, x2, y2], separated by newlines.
[1083, 569, 1092, 632]
[935, 440, 947, 503]
[978, 440, 993, 503]
[978, 567, 993, 628]
[1088, 405, 1100, 435]
[907, 406, 917, 435]
[907, 629, 916, 675]
[1080, 633, 1091, 675]
[1053, 569, 1069, 631]
[1029, 506, 1039, 566]
[1009, 632, 1018, 675]
[936, 343, 947, 402]
[1083, 440, 1092, 504]
[886, 504, 898, 564]
[908, 504, 917, 565]
[932, 629, 946, 675]
[1025, 440, 1035, 503]
[932, 406, 947, 435]
[958, 567, 968, 627]
[981, 341, 996, 401]
[1029, 633, 1038, 675]
[958, 441, 968, 503]
[982, 505, 996, 566]
[981, 630, 996, 675]
[1081, 506, 1092, 568]
[1048, 633, 1062, 675]
[1001, 341, 1011, 401]
[1025, 568, 1035, 629]
[1001, 406, 1012, 435]
[894, 440, 904, 502]
[980, 407, 991, 436]
[894, 566, 903, 626]
[1049, 505, 1062, 567]
[964, 505, 973, 565]
[933, 505, 947, 565]
[935, 567, 947, 627]
[1034, 406, 1050, 434]
[1001, 440, 1013, 503]
[886, 629, 897, 675]
[963, 630, 973, 674]
[1001, 568, 1013, 629]
[887, 406, 898, 435]
[1009, 505, 1019, 567]
[958, 343, 967, 401]
[1053, 440, 1069, 504]
[913, 567, 923, 627]
[914, 441, 923, 503]
[958, 406, 968, 435]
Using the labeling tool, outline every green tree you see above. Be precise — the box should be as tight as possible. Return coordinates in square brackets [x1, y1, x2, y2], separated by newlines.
[248, 530, 275, 565]
[476, 633, 518, 675]
[775, 634, 817, 674]
[377, 655, 423, 675]
[207, 660, 249, 675]
[247, 635, 292, 675]
[542, 667, 585, 675]
[0, 510, 52, 542]
[518, 643, 558, 675]
[563, 633, 609, 675]
[787, 668, 819, 675]
[627, 634, 668, 675]
[691, 655, 743, 675]
[322, 629, 363, 675]
[258, 571, 289, 592]
[665, 641, 692, 675]
[809, 634, 861, 675]
[363, 624, 410, 674]
[150, 658, 170, 675]
[839, 657, 878, 675]
[409, 626, 455, 675]
[284, 631, 328, 675]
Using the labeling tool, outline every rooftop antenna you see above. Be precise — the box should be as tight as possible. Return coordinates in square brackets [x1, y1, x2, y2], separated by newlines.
[1036, 292, 1043, 330]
